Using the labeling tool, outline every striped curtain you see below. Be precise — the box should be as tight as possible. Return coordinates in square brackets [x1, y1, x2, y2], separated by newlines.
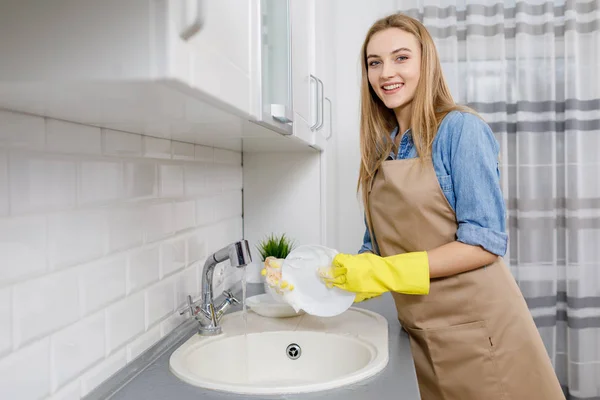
[401, 0, 600, 398]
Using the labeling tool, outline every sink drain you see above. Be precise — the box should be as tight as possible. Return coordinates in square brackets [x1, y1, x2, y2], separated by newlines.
[286, 343, 301, 360]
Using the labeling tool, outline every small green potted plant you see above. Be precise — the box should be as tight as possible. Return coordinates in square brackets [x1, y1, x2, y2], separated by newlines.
[256, 233, 295, 294]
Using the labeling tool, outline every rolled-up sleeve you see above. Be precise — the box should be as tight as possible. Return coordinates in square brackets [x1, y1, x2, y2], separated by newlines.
[358, 218, 375, 254]
[450, 113, 508, 256]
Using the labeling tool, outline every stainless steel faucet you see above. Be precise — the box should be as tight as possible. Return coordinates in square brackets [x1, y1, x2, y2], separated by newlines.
[178, 240, 252, 335]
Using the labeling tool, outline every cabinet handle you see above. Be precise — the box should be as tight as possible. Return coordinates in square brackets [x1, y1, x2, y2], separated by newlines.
[315, 77, 325, 131]
[180, 0, 205, 40]
[325, 97, 333, 140]
[309, 75, 319, 130]
[309, 75, 324, 131]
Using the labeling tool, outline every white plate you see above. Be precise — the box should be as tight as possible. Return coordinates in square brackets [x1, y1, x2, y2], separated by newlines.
[246, 294, 305, 318]
[281, 245, 355, 317]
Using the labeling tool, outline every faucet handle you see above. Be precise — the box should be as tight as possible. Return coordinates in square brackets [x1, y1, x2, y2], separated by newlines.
[178, 294, 200, 316]
[223, 290, 240, 305]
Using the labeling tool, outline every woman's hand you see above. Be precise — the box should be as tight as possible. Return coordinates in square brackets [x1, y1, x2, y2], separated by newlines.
[319, 252, 430, 295]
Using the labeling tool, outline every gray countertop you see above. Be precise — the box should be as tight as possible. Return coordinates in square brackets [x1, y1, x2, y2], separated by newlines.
[101, 287, 421, 400]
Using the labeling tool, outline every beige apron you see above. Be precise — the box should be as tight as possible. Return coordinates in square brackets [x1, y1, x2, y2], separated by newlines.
[367, 158, 565, 400]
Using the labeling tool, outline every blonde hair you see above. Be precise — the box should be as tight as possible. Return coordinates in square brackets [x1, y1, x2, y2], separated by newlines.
[358, 13, 475, 209]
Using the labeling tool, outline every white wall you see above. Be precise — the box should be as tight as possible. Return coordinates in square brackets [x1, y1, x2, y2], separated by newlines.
[329, 0, 399, 253]
[243, 150, 322, 278]
[0, 110, 244, 400]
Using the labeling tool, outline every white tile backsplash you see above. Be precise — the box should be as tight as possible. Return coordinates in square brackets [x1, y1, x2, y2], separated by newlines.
[174, 200, 196, 232]
[143, 137, 171, 159]
[194, 145, 214, 162]
[0, 338, 51, 400]
[172, 141, 195, 161]
[0, 215, 47, 286]
[123, 161, 156, 199]
[126, 326, 160, 362]
[79, 256, 127, 315]
[13, 269, 80, 348]
[46, 120, 101, 155]
[127, 247, 160, 293]
[48, 210, 107, 269]
[80, 349, 127, 397]
[47, 380, 80, 400]
[102, 129, 142, 157]
[159, 164, 184, 198]
[145, 278, 175, 328]
[51, 313, 105, 390]
[160, 238, 186, 278]
[0, 110, 45, 149]
[79, 161, 123, 205]
[0, 111, 243, 398]
[9, 153, 77, 214]
[106, 293, 145, 354]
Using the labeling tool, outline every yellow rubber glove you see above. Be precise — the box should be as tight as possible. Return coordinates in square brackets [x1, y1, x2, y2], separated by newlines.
[261, 256, 294, 294]
[353, 292, 381, 303]
[320, 252, 430, 295]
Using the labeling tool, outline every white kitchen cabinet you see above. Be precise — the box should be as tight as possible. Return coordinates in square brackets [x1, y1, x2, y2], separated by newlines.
[250, 0, 333, 151]
[0, 0, 254, 118]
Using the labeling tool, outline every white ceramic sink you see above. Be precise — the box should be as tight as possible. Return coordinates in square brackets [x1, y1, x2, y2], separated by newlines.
[169, 307, 388, 395]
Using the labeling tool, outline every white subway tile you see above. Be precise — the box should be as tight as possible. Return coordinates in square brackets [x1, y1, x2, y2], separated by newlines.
[0, 287, 11, 355]
[143, 137, 171, 159]
[48, 379, 80, 400]
[187, 231, 207, 266]
[13, 269, 79, 348]
[195, 196, 214, 226]
[46, 120, 101, 155]
[80, 348, 126, 397]
[79, 255, 126, 315]
[194, 145, 213, 162]
[9, 153, 77, 214]
[79, 161, 123, 205]
[160, 313, 186, 337]
[48, 210, 107, 269]
[159, 165, 184, 198]
[126, 325, 160, 362]
[174, 267, 198, 309]
[143, 202, 173, 243]
[204, 163, 220, 193]
[174, 200, 195, 232]
[51, 313, 105, 390]
[0, 110, 45, 149]
[107, 206, 143, 253]
[0, 151, 7, 216]
[0, 215, 47, 286]
[214, 190, 242, 221]
[106, 293, 145, 353]
[128, 247, 160, 294]
[220, 164, 243, 191]
[102, 129, 142, 156]
[160, 239, 186, 278]
[123, 162, 156, 199]
[214, 149, 241, 165]
[183, 164, 206, 196]
[145, 279, 175, 327]
[172, 141, 195, 160]
[0, 338, 50, 400]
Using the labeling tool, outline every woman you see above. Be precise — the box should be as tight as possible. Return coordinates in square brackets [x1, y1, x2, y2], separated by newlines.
[320, 12, 565, 400]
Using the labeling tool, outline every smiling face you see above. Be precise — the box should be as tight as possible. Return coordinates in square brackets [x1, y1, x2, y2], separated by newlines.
[366, 28, 421, 113]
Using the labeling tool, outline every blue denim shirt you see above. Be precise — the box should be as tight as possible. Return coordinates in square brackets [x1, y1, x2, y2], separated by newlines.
[359, 110, 508, 257]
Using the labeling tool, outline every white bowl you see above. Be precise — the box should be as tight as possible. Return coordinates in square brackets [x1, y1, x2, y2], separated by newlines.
[246, 293, 304, 318]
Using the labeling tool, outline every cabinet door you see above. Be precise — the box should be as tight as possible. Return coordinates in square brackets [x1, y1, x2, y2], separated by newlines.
[290, 0, 315, 144]
[163, 0, 255, 117]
